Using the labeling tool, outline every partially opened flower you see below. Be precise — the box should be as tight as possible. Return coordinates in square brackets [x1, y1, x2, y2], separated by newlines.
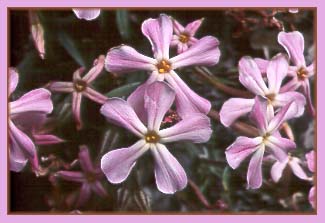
[56, 145, 108, 207]
[9, 68, 53, 172]
[225, 96, 300, 189]
[306, 150, 315, 208]
[105, 14, 220, 118]
[171, 18, 204, 54]
[72, 9, 101, 21]
[100, 81, 212, 194]
[220, 53, 306, 127]
[48, 55, 107, 130]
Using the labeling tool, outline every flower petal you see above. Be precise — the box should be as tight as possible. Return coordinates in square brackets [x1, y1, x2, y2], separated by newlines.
[254, 58, 269, 74]
[9, 155, 28, 172]
[247, 146, 265, 189]
[249, 96, 268, 133]
[184, 18, 204, 36]
[9, 67, 19, 95]
[141, 14, 173, 60]
[82, 55, 105, 83]
[220, 98, 255, 127]
[159, 113, 212, 143]
[101, 140, 149, 184]
[305, 150, 315, 173]
[10, 88, 53, 115]
[72, 9, 101, 21]
[72, 92, 83, 130]
[266, 135, 295, 162]
[47, 81, 74, 93]
[274, 91, 306, 117]
[309, 186, 316, 208]
[76, 183, 92, 208]
[170, 36, 220, 69]
[79, 145, 95, 173]
[90, 181, 108, 198]
[105, 45, 156, 74]
[33, 134, 64, 145]
[165, 71, 211, 117]
[225, 136, 262, 169]
[289, 157, 309, 180]
[238, 56, 268, 95]
[270, 160, 288, 183]
[151, 143, 187, 194]
[83, 87, 108, 104]
[301, 80, 315, 116]
[144, 81, 175, 131]
[278, 31, 306, 67]
[266, 54, 289, 93]
[100, 98, 147, 137]
[56, 171, 85, 183]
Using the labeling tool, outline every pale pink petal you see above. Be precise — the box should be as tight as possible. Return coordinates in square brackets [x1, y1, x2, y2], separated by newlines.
[82, 55, 105, 83]
[141, 14, 173, 60]
[305, 150, 315, 173]
[177, 43, 188, 54]
[144, 81, 175, 131]
[48, 81, 74, 93]
[72, 92, 83, 130]
[101, 140, 149, 184]
[278, 31, 306, 67]
[249, 96, 268, 133]
[159, 113, 212, 143]
[151, 143, 187, 194]
[184, 18, 204, 36]
[170, 36, 220, 69]
[90, 181, 108, 198]
[301, 80, 315, 116]
[266, 54, 289, 93]
[172, 19, 185, 35]
[33, 134, 64, 145]
[309, 186, 316, 208]
[239, 56, 268, 95]
[76, 183, 92, 208]
[171, 35, 180, 46]
[266, 135, 295, 162]
[73, 9, 101, 21]
[56, 171, 85, 183]
[9, 155, 27, 172]
[29, 11, 45, 59]
[247, 146, 265, 189]
[10, 88, 53, 115]
[100, 98, 147, 137]
[79, 145, 95, 173]
[225, 136, 262, 169]
[270, 160, 288, 182]
[306, 63, 315, 77]
[9, 67, 19, 95]
[274, 91, 306, 117]
[289, 157, 309, 180]
[220, 98, 255, 127]
[83, 87, 108, 104]
[105, 45, 156, 74]
[280, 78, 300, 93]
[254, 58, 269, 74]
[165, 71, 211, 117]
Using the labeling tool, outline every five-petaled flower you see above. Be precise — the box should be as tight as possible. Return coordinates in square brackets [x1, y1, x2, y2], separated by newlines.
[105, 14, 220, 118]
[220, 53, 306, 127]
[48, 55, 107, 130]
[56, 145, 108, 208]
[171, 18, 204, 54]
[305, 150, 315, 208]
[72, 9, 101, 21]
[100, 81, 212, 194]
[9, 68, 53, 172]
[225, 96, 301, 189]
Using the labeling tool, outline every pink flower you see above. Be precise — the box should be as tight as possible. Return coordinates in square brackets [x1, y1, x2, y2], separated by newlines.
[48, 55, 107, 130]
[306, 150, 316, 208]
[225, 96, 301, 189]
[170, 18, 204, 54]
[72, 9, 101, 21]
[100, 81, 212, 194]
[220, 53, 306, 127]
[105, 14, 220, 118]
[56, 145, 108, 208]
[9, 68, 53, 172]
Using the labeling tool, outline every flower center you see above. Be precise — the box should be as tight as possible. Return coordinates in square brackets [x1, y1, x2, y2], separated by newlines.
[179, 33, 189, 43]
[296, 67, 308, 81]
[85, 173, 97, 183]
[157, 59, 172, 74]
[265, 93, 276, 104]
[145, 131, 160, 143]
[73, 79, 87, 92]
[262, 133, 271, 143]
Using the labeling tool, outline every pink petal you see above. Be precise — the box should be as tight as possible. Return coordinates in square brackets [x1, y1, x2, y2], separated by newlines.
[278, 31, 306, 67]
[33, 134, 64, 145]
[83, 87, 108, 104]
[184, 18, 204, 36]
[105, 45, 156, 74]
[48, 81, 74, 93]
[254, 58, 269, 74]
[82, 55, 105, 83]
[305, 150, 315, 173]
[170, 36, 220, 69]
[159, 113, 212, 143]
[79, 145, 95, 173]
[274, 91, 306, 117]
[225, 136, 262, 169]
[10, 88, 53, 115]
[289, 157, 309, 180]
[29, 11, 45, 60]
[72, 92, 83, 130]
[266, 54, 289, 93]
[151, 143, 187, 194]
[90, 181, 108, 198]
[177, 43, 188, 55]
[172, 19, 185, 35]
[249, 96, 268, 133]
[301, 80, 315, 116]
[141, 14, 173, 60]
[238, 56, 268, 95]
[56, 171, 85, 182]
[76, 183, 92, 208]
[9, 67, 19, 95]
[9, 155, 27, 172]
[165, 71, 211, 117]
[266, 135, 295, 162]
[100, 98, 147, 137]
[101, 140, 149, 184]
[144, 81, 175, 131]
[280, 78, 300, 93]
[309, 186, 316, 209]
[247, 146, 265, 189]
[72, 9, 101, 21]
[270, 160, 288, 182]
[220, 98, 255, 127]
[306, 63, 315, 77]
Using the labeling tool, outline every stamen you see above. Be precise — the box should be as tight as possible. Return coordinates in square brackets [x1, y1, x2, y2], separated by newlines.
[297, 67, 308, 80]
[265, 93, 276, 104]
[145, 131, 160, 143]
[179, 33, 189, 43]
[73, 79, 87, 92]
[156, 60, 172, 74]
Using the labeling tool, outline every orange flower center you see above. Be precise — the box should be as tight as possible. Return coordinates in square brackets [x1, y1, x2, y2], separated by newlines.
[73, 79, 87, 92]
[179, 33, 189, 43]
[157, 59, 172, 74]
[145, 131, 160, 143]
[296, 67, 308, 81]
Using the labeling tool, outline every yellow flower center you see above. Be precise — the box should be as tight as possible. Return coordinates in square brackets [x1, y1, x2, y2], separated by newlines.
[262, 133, 271, 143]
[266, 93, 276, 104]
[179, 33, 189, 43]
[145, 131, 160, 143]
[73, 79, 87, 92]
[296, 67, 308, 81]
[157, 59, 172, 74]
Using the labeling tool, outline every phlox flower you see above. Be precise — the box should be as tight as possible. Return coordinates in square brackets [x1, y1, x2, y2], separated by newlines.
[48, 55, 107, 130]
[306, 150, 315, 208]
[225, 96, 301, 189]
[100, 81, 212, 194]
[220, 53, 306, 127]
[72, 9, 101, 21]
[105, 14, 220, 118]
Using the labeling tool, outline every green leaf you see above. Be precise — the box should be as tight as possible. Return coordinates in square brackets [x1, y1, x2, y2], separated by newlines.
[222, 166, 231, 192]
[116, 10, 131, 40]
[105, 82, 141, 98]
[58, 32, 85, 67]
